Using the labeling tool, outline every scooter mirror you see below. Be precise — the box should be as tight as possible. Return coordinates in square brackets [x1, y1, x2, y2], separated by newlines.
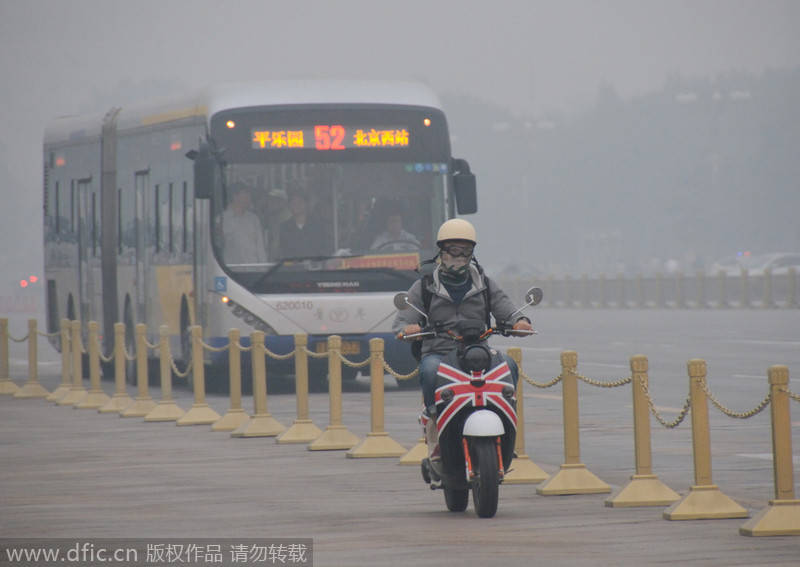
[525, 287, 544, 307]
[393, 292, 411, 310]
[503, 287, 544, 325]
[393, 292, 430, 326]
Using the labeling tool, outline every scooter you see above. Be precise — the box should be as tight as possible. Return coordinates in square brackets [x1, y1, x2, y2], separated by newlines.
[394, 287, 543, 518]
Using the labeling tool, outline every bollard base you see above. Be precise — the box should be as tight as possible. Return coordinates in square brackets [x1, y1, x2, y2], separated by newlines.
[347, 432, 407, 458]
[605, 474, 681, 507]
[740, 499, 800, 536]
[98, 394, 134, 414]
[536, 463, 611, 495]
[276, 419, 324, 444]
[230, 414, 284, 437]
[45, 385, 70, 403]
[120, 397, 157, 417]
[308, 425, 360, 451]
[144, 401, 186, 422]
[13, 382, 51, 399]
[663, 484, 749, 520]
[74, 390, 111, 409]
[56, 387, 88, 406]
[503, 454, 550, 484]
[211, 409, 249, 431]
[0, 379, 21, 396]
[398, 438, 427, 465]
[176, 403, 221, 426]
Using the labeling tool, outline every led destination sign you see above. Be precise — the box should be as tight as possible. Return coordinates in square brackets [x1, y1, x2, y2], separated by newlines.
[251, 125, 410, 150]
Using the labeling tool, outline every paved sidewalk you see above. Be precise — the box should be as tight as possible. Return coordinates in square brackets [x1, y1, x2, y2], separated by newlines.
[1, 367, 799, 567]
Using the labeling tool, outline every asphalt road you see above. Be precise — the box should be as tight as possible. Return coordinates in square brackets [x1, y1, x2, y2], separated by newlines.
[2, 309, 799, 566]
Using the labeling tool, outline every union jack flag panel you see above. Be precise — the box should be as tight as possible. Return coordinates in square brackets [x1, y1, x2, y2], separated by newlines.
[435, 361, 517, 434]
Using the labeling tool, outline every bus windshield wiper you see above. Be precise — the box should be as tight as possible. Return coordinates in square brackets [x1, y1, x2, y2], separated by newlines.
[248, 253, 367, 289]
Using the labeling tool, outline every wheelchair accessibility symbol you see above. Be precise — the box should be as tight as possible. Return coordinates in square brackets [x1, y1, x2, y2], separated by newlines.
[215, 277, 227, 293]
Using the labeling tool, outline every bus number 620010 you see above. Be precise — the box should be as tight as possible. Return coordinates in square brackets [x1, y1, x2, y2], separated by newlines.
[276, 300, 314, 311]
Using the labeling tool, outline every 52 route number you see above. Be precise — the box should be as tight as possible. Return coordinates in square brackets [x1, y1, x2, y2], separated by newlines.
[314, 125, 346, 150]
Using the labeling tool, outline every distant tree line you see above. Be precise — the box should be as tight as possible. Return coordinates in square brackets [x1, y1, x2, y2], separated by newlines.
[444, 66, 800, 276]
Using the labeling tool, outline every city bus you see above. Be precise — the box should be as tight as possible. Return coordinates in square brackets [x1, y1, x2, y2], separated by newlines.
[43, 80, 477, 388]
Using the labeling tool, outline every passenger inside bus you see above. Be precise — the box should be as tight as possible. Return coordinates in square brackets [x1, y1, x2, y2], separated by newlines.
[278, 189, 325, 259]
[370, 212, 420, 252]
[217, 181, 268, 265]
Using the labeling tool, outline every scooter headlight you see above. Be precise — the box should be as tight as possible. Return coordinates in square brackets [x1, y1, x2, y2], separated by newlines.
[440, 388, 454, 403]
[458, 344, 492, 375]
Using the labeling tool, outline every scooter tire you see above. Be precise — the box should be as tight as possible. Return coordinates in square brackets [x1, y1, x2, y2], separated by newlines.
[444, 487, 469, 512]
[471, 437, 500, 518]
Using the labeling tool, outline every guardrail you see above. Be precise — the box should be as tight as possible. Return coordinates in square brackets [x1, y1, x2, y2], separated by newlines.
[499, 268, 799, 309]
[1, 317, 798, 536]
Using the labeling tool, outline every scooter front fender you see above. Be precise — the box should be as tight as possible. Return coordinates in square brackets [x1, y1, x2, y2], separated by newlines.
[463, 409, 505, 437]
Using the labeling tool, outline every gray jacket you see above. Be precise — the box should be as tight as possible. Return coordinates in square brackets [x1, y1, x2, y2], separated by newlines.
[392, 264, 522, 356]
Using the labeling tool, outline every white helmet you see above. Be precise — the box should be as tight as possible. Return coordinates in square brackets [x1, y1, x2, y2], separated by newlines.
[436, 219, 477, 246]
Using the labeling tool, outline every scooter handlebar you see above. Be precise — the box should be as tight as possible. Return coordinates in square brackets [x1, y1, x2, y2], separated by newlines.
[501, 328, 537, 337]
[398, 326, 536, 341]
[397, 330, 437, 341]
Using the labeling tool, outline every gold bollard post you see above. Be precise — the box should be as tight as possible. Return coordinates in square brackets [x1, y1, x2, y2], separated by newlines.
[99, 323, 134, 413]
[598, 273, 607, 308]
[177, 326, 221, 426]
[231, 331, 283, 437]
[120, 324, 157, 417]
[763, 269, 775, 308]
[212, 329, 248, 431]
[74, 321, 110, 408]
[787, 268, 798, 308]
[308, 335, 360, 451]
[675, 270, 685, 308]
[46, 320, 72, 401]
[580, 274, 589, 308]
[398, 391, 428, 466]
[58, 321, 89, 406]
[664, 359, 748, 520]
[740, 365, 800, 536]
[635, 273, 645, 308]
[278, 334, 323, 443]
[144, 325, 186, 422]
[0, 318, 21, 395]
[716, 270, 728, 309]
[739, 269, 750, 308]
[14, 319, 50, 398]
[695, 270, 706, 309]
[537, 350, 610, 495]
[616, 273, 625, 308]
[504, 347, 549, 484]
[606, 355, 679, 506]
[347, 338, 407, 458]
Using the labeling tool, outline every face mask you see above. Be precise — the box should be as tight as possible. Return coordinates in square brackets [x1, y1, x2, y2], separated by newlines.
[439, 254, 471, 284]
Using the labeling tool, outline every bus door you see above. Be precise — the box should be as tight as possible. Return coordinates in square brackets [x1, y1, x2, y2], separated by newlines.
[134, 170, 151, 329]
[76, 177, 97, 326]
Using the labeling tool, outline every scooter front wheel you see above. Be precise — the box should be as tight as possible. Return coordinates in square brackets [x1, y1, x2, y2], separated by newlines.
[471, 437, 500, 518]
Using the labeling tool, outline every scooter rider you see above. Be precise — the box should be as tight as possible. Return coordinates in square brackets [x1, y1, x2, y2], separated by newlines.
[393, 218, 533, 461]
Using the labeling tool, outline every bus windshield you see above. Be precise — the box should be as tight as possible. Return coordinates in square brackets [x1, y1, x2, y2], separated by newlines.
[213, 160, 447, 293]
[209, 104, 452, 294]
